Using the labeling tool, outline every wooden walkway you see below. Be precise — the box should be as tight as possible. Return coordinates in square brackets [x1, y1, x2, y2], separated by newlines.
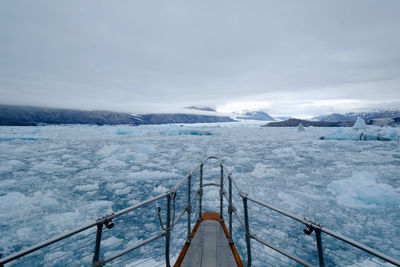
[176, 212, 243, 267]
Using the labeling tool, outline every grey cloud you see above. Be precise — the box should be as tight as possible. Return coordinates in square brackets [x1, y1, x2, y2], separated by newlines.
[0, 0, 399, 115]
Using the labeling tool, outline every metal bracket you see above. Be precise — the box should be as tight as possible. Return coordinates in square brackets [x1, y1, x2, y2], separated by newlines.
[186, 205, 192, 214]
[96, 213, 116, 223]
[303, 218, 323, 232]
[95, 213, 115, 229]
[228, 205, 234, 214]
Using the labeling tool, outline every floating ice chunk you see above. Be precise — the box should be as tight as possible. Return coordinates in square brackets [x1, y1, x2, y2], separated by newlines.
[75, 183, 99, 191]
[327, 173, 400, 208]
[32, 191, 60, 209]
[321, 126, 400, 141]
[115, 187, 131, 195]
[106, 182, 127, 190]
[159, 128, 212, 136]
[250, 163, 279, 178]
[134, 144, 156, 154]
[0, 159, 25, 174]
[116, 127, 134, 135]
[353, 117, 367, 130]
[0, 192, 59, 220]
[298, 123, 305, 132]
[126, 170, 179, 182]
[99, 156, 127, 169]
[97, 144, 121, 156]
[77, 200, 113, 218]
[322, 128, 361, 141]
[153, 185, 168, 194]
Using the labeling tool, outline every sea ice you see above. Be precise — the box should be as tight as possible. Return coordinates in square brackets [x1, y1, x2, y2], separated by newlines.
[159, 128, 213, 136]
[327, 172, 400, 208]
[0, 124, 399, 266]
[321, 118, 400, 141]
[250, 163, 279, 178]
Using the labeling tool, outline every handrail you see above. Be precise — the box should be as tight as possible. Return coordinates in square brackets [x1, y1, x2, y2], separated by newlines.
[246, 195, 400, 266]
[92, 231, 165, 267]
[0, 192, 168, 265]
[1, 156, 399, 267]
[252, 234, 315, 267]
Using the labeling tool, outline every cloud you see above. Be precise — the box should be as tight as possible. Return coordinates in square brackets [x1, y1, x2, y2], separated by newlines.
[0, 0, 399, 115]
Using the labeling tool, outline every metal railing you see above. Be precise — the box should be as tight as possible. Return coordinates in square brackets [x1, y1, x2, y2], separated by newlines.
[1, 156, 399, 267]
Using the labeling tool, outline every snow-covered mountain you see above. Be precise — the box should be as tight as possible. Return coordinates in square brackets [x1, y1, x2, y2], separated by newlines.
[314, 110, 400, 121]
[0, 105, 234, 126]
[233, 110, 275, 121]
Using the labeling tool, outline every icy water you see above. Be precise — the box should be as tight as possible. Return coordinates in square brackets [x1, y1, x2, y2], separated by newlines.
[0, 123, 399, 266]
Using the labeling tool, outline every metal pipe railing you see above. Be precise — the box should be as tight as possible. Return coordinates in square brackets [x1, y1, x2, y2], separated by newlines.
[0, 191, 168, 265]
[242, 195, 252, 266]
[198, 163, 203, 220]
[92, 223, 103, 265]
[220, 164, 224, 220]
[245, 194, 400, 266]
[187, 174, 192, 242]
[165, 194, 171, 267]
[2, 156, 399, 267]
[228, 174, 233, 243]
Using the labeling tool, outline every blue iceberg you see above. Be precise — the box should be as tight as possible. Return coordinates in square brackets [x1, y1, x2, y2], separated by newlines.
[321, 117, 400, 141]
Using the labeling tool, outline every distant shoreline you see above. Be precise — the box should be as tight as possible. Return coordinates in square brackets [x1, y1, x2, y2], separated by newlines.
[0, 104, 234, 126]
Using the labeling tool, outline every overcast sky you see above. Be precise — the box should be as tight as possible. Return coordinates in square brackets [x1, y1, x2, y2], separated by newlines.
[1, 0, 400, 118]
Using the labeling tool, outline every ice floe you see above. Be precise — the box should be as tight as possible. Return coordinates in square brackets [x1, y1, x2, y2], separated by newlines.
[321, 118, 400, 141]
[328, 172, 400, 208]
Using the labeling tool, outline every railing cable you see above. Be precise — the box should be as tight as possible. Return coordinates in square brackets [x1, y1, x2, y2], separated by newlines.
[40, 238, 94, 265]
[63, 249, 94, 266]
[252, 246, 293, 266]
[322, 237, 386, 267]
[8, 229, 97, 266]
[324, 247, 363, 267]
[109, 242, 165, 266]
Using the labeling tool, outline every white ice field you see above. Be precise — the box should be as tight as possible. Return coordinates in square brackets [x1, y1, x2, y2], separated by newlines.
[0, 123, 399, 266]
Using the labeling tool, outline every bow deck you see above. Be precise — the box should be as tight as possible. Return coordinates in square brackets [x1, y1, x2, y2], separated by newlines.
[174, 212, 243, 267]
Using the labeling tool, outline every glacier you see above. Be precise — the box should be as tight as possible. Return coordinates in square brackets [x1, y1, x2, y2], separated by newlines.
[0, 124, 399, 266]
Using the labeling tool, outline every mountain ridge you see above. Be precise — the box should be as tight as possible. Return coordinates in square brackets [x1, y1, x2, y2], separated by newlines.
[314, 110, 400, 121]
[0, 105, 234, 126]
[233, 110, 275, 121]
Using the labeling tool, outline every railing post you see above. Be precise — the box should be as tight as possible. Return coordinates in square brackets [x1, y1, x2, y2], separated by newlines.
[92, 223, 103, 264]
[228, 174, 233, 243]
[243, 195, 251, 267]
[199, 163, 203, 220]
[187, 174, 192, 242]
[165, 194, 171, 267]
[315, 229, 325, 267]
[220, 164, 224, 220]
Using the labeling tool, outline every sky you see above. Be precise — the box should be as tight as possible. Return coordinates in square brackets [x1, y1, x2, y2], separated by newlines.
[0, 0, 400, 118]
